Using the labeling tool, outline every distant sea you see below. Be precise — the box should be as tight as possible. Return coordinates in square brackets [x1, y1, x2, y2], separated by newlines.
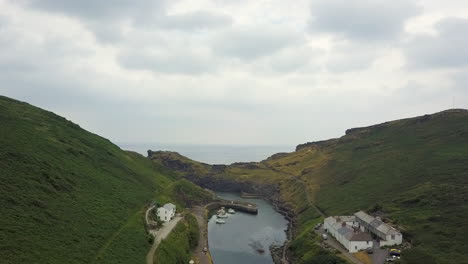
[118, 143, 295, 165]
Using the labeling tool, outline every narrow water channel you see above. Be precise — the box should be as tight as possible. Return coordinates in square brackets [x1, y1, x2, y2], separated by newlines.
[208, 192, 289, 264]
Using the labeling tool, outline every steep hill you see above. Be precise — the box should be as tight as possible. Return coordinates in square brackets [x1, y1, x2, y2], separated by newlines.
[149, 109, 468, 264]
[0, 96, 210, 264]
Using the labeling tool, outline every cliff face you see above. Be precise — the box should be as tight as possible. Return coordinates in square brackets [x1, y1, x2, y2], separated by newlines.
[147, 150, 280, 198]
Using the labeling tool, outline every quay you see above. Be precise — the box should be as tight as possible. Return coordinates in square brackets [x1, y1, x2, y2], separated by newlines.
[206, 199, 258, 214]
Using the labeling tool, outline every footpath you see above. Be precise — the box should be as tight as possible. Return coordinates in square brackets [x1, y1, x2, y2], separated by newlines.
[190, 206, 213, 264]
[145, 206, 182, 264]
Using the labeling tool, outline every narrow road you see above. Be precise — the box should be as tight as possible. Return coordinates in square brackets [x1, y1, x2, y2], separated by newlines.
[190, 206, 213, 264]
[146, 215, 183, 264]
[145, 205, 157, 225]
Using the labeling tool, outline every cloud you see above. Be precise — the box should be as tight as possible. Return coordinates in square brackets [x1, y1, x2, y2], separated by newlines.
[404, 17, 468, 69]
[25, 1, 231, 43]
[26, 0, 167, 20]
[154, 11, 232, 31]
[324, 41, 382, 72]
[211, 26, 304, 60]
[117, 49, 217, 75]
[308, 0, 421, 41]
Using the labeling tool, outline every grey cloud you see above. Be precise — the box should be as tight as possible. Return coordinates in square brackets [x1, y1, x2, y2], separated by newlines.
[25, 1, 231, 43]
[325, 42, 380, 72]
[308, 0, 421, 41]
[155, 11, 232, 31]
[27, 0, 167, 20]
[212, 27, 304, 60]
[117, 50, 216, 75]
[404, 17, 468, 69]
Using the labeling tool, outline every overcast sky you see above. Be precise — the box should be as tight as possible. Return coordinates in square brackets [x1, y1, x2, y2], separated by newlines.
[1, 0, 467, 146]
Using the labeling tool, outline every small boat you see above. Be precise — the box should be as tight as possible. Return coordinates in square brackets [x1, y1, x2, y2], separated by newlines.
[228, 208, 235, 214]
[216, 219, 226, 224]
[217, 213, 229, 218]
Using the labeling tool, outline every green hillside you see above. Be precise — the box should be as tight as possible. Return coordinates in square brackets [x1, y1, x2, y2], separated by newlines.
[149, 109, 468, 264]
[0, 96, 209, 264]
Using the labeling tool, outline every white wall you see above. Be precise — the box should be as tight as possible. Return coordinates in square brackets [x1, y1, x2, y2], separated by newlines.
[348, 241, 373, 253]
[157, 207, 175, 222]
[380, 233, 403, 246]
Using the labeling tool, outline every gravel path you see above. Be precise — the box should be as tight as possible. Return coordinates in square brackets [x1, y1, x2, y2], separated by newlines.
[145, 208, 182, 264]
[190, 206, 213, 264]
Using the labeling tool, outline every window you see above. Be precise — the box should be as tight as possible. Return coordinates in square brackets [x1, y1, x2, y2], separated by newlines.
[355, 246, 357, 250]
[391, 235, 395, 240]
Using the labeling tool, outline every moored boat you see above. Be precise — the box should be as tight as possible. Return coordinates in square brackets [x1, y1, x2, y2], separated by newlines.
[227, 208, 235, 214]
[216, 219, 226, 224]
[217, 213, 229, 218]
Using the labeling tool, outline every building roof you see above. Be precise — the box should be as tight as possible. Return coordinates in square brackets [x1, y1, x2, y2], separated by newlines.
[336, 216, 356, 222]
[355, 211, 401, 236]
[163, 203, 176, 211]
[350, 232, 373, 241]
[355, 211, 375, 224]
[337, 225, 372, 241]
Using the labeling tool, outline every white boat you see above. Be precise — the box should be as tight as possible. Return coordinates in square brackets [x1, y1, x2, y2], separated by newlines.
[227, 208, 235, 214]
[216, 219, 226, 224]
[217, 213, 229, 218]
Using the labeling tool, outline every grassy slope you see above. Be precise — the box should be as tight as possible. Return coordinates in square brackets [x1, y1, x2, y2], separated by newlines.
[150, 109, 468, 264]
[0, 96, 208, 264]
[153, 213, 199, 264]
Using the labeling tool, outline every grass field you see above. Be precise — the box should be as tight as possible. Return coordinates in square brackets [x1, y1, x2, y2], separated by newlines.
[153, 213, 199, 264]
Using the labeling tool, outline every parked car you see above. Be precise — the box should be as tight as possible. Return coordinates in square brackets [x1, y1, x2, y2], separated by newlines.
[321, 234, 328, 240]
[386, 255, 400, 262]
[366, 247, 374, 254]
[203, 247, 208, 254]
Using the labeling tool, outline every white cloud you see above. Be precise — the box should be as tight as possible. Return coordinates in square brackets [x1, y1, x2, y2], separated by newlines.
[211, 26, 305, 60]
[0, 0, 467, 147]
[404, 17, 468, 69]
[308, 0, 422, 41]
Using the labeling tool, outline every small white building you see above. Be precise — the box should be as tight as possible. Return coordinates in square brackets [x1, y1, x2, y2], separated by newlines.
[324, 216, 373, 253]
[354, 211, 403, 246]
[157, 203, 176, 222]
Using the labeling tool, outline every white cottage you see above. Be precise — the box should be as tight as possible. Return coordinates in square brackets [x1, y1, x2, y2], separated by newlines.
[157, 203, 176, 222]
[354, 211, 402, 246]
[324, 216, 373, 253]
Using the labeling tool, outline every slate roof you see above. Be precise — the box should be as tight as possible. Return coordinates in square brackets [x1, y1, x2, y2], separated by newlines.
[355, 211, 401, 236]
[163, 203, 176, 211]
[355, 211, 375, 224]
[350, 232, 373, 241]
[337, 225, 372, 241]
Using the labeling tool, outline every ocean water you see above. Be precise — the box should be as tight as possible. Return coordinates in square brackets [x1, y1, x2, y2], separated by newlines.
[118, 143, 294, 164]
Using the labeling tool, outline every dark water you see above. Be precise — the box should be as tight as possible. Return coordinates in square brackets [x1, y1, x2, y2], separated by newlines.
[118, 143, 293, 165]
[208, 192, 288, 264]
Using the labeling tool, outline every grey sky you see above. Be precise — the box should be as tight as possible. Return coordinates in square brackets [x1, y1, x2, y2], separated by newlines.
[0, 0, 467, 146]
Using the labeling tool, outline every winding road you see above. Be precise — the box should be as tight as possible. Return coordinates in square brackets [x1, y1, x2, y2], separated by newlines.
[145, 206, 182, 264]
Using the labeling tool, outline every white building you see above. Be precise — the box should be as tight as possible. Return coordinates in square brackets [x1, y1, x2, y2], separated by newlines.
[324, 216, 373, 253]
[157, 203, 176, 222]
[354, 211, 403, 246]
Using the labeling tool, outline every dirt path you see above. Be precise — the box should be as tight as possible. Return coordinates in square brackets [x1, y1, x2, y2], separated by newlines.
[146, 215, 183, 264]
[190, 206, 213, 264]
